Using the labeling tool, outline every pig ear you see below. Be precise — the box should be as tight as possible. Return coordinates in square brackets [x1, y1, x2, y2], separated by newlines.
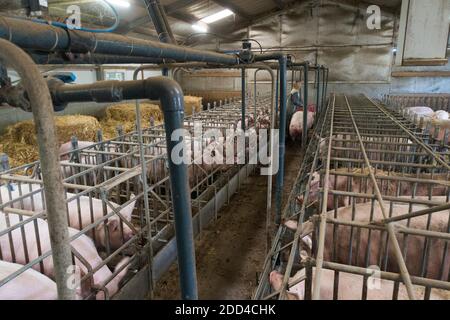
[284, 220, 298, 231]
[121, 195, 136, 221]
[107, 219, 120, 232]
[301, 235, 313, 250]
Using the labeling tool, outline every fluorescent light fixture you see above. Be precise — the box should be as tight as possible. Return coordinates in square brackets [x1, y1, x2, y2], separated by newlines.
[105, 0, 130, 8]
[200, 9, 234, 24]
[192, 22, 208, 33]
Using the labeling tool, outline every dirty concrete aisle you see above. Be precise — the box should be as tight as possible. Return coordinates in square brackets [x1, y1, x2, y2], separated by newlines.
[155, 142, 303, 299]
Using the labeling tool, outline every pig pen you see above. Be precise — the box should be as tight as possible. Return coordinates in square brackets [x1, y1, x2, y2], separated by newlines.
[0, 96, 274, 300]
[254, 94, 450, 300]
[383, 94, 450, 113]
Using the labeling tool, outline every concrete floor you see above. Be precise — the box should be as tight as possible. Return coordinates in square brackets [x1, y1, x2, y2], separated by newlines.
[154, 141, 303, 300]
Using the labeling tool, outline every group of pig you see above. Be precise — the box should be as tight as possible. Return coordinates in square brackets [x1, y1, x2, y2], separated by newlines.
[0, 110, 276, 300]
[405, 106, 450, 145]
[0, 141, 140, 300]
[405, 106, 449, 121]
[269, 160, 450, 298]
[59, 110, 272, 191]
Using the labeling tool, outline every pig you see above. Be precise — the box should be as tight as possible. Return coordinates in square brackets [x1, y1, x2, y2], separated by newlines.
[269, 268, 448, 300]
[277, 219, 314, 276]
[0, 183, 136, 250]
[433, 110, 449, 121]
[285, 198, 450, 280]
[59, 141, 97, 161]
[0, 260, 58, 300]
[428, 119, 450, 145]
[289, 111, 315, 142]
[298, 170, 449, 211]
[0, 212, 130, 300]
[406, 106, 434, 119]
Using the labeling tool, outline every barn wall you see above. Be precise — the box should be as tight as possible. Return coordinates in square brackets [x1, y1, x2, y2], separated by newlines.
[179, 0, 450, 99]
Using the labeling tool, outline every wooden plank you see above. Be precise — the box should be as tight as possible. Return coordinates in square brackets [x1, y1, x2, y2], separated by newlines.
[402, 58, 449, 66]
[391, 71, 450, 78]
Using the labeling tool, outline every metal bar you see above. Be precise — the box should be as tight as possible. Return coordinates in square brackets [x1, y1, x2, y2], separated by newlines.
[342, 95, 416, 300]
[312, 94, 336, 300]
[275, 55, 288, 224]
[316, 67, 321, 115]
[0, 39, 75, 300]
[132, 71, 155, 299]
[302, 63, 309, 148]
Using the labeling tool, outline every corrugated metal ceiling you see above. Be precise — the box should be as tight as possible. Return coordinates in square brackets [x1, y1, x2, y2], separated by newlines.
[8, 0, 403, 41]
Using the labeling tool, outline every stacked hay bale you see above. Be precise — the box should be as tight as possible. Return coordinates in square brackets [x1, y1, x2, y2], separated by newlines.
[99, 97, 202, 140]
[184, 96, 203, 115]
[0, 115, 101, 168]
[99, 102, 163, 140]
[0, 96, 203, 168]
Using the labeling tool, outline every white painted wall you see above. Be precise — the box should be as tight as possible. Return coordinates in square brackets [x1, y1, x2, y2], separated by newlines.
[399, 0, 450, 62]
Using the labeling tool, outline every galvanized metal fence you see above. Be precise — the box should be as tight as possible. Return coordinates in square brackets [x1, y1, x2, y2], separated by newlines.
[0, 95, 274, 300]
[254, 94, 450, 300]
[383, 94, 450, 113]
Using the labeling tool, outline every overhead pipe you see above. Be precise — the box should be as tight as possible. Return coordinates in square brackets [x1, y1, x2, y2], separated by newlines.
[0, 39, 75, 299]
[254, 53, 288, 224]
[144, 0, 177, 45]
[30, 52, 164, 65]
[49, 77, 198, 300]
[144, 0, 177, 77]
[0, 17, 238, 65]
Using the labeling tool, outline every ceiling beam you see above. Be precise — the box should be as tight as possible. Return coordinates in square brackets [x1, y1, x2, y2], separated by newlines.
[210, 0, 252, 19]
[168, 11, 224, 35]
[217, 0, 298, 34]
[271, 0, 285, 10]
[165, 0, 200, 14]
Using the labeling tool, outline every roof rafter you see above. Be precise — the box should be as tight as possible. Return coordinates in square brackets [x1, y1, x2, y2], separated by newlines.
[164, 0, 201, 14]
[210, 0, 252, 19]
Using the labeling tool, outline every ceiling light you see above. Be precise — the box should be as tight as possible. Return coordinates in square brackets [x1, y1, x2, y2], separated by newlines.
[192, 22, 208, 33]
[200, 9, 234, 24]
[104, 0, 130, 8]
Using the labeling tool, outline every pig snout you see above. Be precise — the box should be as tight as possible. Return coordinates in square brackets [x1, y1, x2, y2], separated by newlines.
[269, 271, 284, 292]
[269, 271, 302, 300]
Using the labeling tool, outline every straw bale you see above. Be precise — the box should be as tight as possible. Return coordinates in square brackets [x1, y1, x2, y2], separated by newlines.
[4, 115, 100, 145]
[184, 96, 203, 115]
[105, 103, 163, 122]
